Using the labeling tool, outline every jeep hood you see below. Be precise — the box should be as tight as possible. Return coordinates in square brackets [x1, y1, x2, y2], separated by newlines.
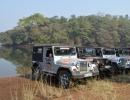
[110, 56, 127, 62]
[56, 58, 78, 65]
[119, 56, 130, 60]
[84, 57, 102, 62]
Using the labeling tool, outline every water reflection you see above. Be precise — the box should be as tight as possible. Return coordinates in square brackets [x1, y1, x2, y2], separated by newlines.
[0, 58, 16, 77]
[0, 47, 32, 77]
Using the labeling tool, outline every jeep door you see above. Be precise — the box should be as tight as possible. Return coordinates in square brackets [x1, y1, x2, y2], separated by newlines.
[43, 47, 54, 73]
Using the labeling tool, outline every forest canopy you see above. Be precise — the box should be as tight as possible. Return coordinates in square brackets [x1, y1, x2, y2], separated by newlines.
[0, 13, 130, 47]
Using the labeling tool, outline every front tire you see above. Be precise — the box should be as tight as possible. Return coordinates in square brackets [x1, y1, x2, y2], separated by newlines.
[111, 63, 119, 75]
[58, 70, 71, 89]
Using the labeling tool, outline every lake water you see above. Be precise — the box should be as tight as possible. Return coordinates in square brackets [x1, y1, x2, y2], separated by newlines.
[0, 47, 32, 77]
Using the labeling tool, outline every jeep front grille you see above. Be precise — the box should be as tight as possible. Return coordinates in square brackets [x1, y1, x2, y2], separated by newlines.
[80, 61, 87, 71]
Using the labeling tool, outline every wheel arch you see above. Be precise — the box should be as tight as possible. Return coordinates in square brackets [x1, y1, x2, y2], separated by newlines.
[32, 62, 41, 72]
[57, 67, 72, 76]
[32, 62, 39, 67]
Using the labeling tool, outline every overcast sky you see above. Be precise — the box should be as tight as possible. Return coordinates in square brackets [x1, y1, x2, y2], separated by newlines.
[0, 0, 130, 32]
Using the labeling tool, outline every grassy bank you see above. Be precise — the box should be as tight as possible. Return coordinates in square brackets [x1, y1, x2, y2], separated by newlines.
[9, 73, 130, 100]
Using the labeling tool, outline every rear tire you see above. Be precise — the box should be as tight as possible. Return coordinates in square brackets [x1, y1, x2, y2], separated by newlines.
[31, 65, 42, 81]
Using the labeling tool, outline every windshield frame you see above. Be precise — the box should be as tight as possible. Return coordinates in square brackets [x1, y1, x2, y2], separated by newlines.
[53, 46, 77, 56]
[117, 49, 130, 56]
[102, 49, 116, 55]
[77, 47, 96, 57]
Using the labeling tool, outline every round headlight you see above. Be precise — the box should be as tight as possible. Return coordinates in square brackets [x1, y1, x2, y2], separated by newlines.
[119, 59, 122, 63]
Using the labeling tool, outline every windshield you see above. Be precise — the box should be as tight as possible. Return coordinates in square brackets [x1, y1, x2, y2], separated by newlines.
[118, 49, 130, 56]
[102, 49, 115, 55]
[78, 48, 96, 56]
[54, 47, 76, 56]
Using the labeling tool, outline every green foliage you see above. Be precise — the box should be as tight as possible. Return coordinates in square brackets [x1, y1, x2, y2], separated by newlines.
[18, 13, 48, 27]
[1, 13, 130, 47]
[0, 32, 13, 44]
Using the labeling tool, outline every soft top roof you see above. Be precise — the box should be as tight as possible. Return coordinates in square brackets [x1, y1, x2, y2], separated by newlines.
[76, 46, 114, 50]
[33, 44, 74, 48]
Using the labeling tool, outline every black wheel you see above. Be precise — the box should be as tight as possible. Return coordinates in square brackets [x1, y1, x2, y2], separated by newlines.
[58, 70, 71, 89]
[122, 68, 127, 75]
[125, 69, 129, 74]
[111, 63, 119, 75]
[31, 64, 41, 81]
[109, 66, 116, 76]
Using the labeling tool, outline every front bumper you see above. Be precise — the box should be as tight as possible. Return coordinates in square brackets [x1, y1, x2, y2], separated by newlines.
[117, 63, 128, 70]
[72, 71, 99, 79]
[125, 64, 130, 69]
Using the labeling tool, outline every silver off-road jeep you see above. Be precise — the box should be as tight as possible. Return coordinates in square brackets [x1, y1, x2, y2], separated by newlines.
[76, 47, 114, 78]
[76, 47, 128, 77]
[31, 45, 99, 88]
[95, 48, 127, 74]
[115, 48, 130, 74]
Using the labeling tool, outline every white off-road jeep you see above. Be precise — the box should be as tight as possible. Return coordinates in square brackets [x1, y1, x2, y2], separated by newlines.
[31, 45, 99, 88]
